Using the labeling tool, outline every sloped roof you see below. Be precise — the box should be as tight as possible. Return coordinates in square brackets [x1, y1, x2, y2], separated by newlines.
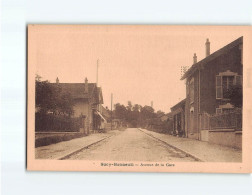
[170, 98, 186, 111]
[160, 112, 173, 121]
[181, 36, 243, 80]
[101, 106, 111, 120]
[50, 83, 97, 100]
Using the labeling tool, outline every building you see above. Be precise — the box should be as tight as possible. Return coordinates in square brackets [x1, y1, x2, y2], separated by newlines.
[181, 37, 243, 142]
[170, 99, 186, 137]
[51, 77, 105, 134]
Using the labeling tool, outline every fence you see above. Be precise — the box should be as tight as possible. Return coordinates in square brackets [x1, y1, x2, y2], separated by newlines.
[35, 113, 82, 132]
[200, 110, 242, 131]
[209, 111, 242, 130]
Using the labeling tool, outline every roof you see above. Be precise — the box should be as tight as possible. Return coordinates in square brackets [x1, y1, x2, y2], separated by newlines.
[160, 112, 173, 121]
[181, 36, 243, 80]
[50, 83, 101, 102]
[101, 106, 111, 120]
[170, 98, 186, 111]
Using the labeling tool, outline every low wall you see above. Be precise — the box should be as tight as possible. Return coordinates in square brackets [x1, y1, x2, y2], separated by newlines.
[200, 130, 209, 142]
[208, 130, 242, 149]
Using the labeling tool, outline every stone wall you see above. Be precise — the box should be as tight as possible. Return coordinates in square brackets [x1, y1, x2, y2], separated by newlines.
[208, 130, 242, 149]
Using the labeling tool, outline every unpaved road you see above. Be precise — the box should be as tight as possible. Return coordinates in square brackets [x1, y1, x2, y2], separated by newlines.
[66, 128, 197, 162]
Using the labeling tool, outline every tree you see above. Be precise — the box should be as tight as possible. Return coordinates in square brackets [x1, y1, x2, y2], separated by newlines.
[226, 84, 242, 108]
[58, 92, 74, 116]
[140, 106, 155, 120]
[114, 103, 127, 119]
[156, 110, 165, 117]
[35, 76, 74, 116]
[36, 80, 56, 114]
[127, 101, 132, 111]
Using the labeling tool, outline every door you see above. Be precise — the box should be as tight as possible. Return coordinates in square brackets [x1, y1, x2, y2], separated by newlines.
[177, 113, 181, 134]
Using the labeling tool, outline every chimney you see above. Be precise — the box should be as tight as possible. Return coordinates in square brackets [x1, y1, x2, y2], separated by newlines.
[205, 38, 210, 57]
[56, 77, 59, 83]
[193, 53, 197, 64]
[85, 77, 88, 93]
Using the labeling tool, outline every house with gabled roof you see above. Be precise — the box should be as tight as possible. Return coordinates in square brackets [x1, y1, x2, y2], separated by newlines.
[181, 37, 243, 142]
[51, 77, 105, 134]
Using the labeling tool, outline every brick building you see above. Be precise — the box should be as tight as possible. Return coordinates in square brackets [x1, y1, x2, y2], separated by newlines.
[181, 37, 243, 140]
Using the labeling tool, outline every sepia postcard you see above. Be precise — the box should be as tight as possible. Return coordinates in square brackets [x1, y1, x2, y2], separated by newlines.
[27, 25, 252, 173]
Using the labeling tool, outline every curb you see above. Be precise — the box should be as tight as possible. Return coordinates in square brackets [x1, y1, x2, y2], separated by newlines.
[58, 135, 114, 160]
[138, 128, 203, 162]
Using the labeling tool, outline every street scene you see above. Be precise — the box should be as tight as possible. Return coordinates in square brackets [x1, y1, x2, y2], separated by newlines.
[55, 128, 198, 162]
[32, 25, 243, 163]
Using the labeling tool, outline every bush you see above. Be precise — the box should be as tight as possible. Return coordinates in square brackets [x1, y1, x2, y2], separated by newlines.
[35, 113, 82, 132]
[35, 133, 85, 147]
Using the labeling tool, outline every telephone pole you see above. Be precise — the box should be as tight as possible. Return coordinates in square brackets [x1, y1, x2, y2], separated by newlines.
[96, 59, 99, 86]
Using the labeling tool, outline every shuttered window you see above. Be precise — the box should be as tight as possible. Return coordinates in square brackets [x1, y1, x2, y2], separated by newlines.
[216, 76, 222, 99]
[223, 76, 235, 98]
[216, 74, 242, 99]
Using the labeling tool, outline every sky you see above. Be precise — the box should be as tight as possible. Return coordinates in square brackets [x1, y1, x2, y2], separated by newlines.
[33, 25, 242, 113]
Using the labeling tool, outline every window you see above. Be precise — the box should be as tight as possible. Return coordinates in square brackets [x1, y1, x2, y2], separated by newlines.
[216, 76, 222, 99]
[216, 71, 242, 99]
[222, 76, 235, 98]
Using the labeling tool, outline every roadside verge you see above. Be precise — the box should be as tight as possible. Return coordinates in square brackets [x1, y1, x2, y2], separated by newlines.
[138, 128, 242, 162]
[35, 131, 118, 160]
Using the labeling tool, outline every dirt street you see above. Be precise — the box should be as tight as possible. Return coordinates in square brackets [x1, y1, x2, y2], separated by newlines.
[67, 128, 197, 161]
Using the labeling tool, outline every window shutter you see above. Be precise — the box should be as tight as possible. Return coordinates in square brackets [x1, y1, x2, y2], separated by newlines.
[216, 76, 222, 99]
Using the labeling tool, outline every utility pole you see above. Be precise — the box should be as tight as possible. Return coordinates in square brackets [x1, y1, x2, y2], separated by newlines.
[111, 93, 113, 130]
[96, 59, 99, 86]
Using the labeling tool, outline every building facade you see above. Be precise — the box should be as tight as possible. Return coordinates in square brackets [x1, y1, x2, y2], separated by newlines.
[170, 99, 186, 137]
[51, 77, 105, 134]
[181, 37, 243, 140]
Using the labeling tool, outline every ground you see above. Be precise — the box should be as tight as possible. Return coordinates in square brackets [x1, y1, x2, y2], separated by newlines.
[66, 128, 196, 161]
[36, 128, 242, 162]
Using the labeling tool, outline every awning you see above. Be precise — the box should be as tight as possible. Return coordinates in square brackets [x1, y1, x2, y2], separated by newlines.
[96, 111, 107, 122]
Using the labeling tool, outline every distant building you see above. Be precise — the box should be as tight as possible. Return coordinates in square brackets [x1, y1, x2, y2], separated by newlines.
[181, 37, 243, 141]
[170, 99, 186, 137]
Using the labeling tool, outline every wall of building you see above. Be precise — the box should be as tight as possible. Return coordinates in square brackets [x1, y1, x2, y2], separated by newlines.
[185, 71, 200, 139]
[72, 99, 93, 133]
[200, 45, 242, 115]
[185, 44, 242, 140]
[73, 99, 89, 118]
